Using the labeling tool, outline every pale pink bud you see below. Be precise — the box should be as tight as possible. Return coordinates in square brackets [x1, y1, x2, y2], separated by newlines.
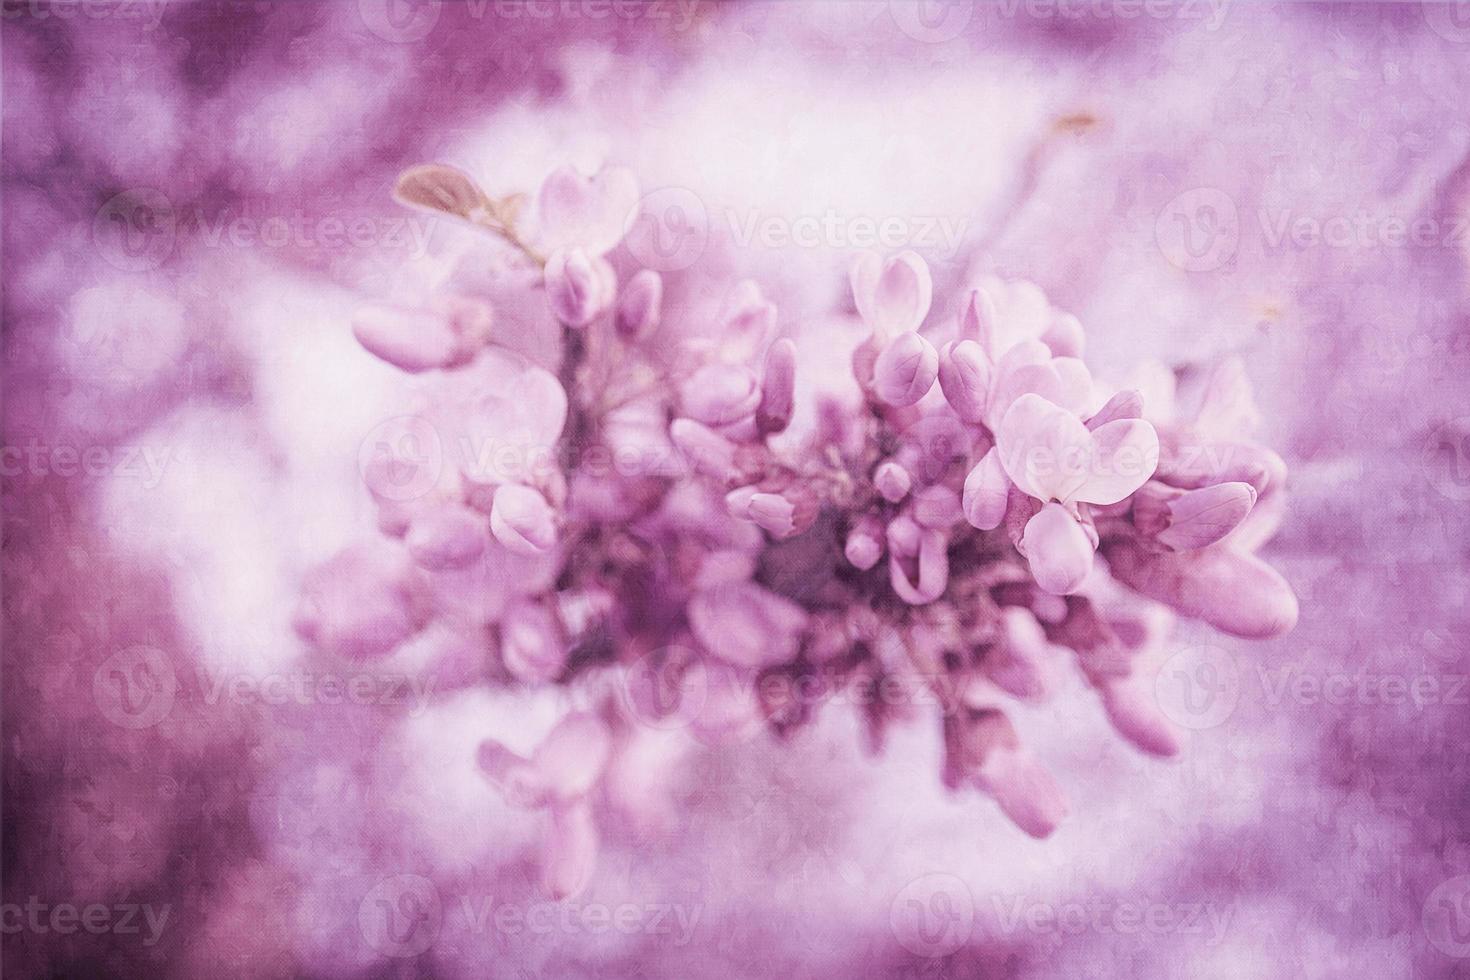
[873, 332, 939, 406]
[724, 485, 759, 519]
[544, 247, 613, 327]
[543, 801, 598, 900]
[757, 338, 797, 436]
[500, 600, 566, 683]
[1041, 312, 1085, 358]
[886, 514, 923, 558]
[748, 489, 816, 539]
[959, 287, 998, 349]
[405, 503, 488, 570]
[844, 518, 884, 570]
[670, 418, 738, 482]
[748, 492, 796, 537]
[1103, 541, 1298, 638]
[1156, 481, 1257, 551]
[490, 483, 557, 555]
[913, 485, 962, 528]
[938, 339, 991, 423]
[874, 461, 912, 502]
[720, 280, 778, 361]
[1086, 389, 1144, 429]
[616, 269, 662, 340]
[353, 304, 473, 373]
[689, 581, 807, 669]
[850, 250, 933, 335]
[986, 607, 1052, 700]
[1021, 503, 1095, 595]
[680, 364, 761, 428]
[533, 712, 613, 801]
[889, 529, 949, 605]
[978, 745, 1068, 839]
[1099, 678, 1181, 757]
[962, 448, 1009, 531]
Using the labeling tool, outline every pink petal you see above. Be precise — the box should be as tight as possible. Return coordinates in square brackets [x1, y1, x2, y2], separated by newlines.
[544, 248, 613, 327]
[874, 461, 912, 502]
[959, 286, 998, 350]
[616, 269, 662, 340]
[1021, 503, 1095, 595]
[757, 338, 797, 436]
[873, 332, 938, 406]
[405, 503, 488, 570]
[534, 164, 638, 256]
[533, 712, 612, 801]
[489, 484, 557, 555]
[500, 599, 566, 683]
[680, 364, 761, 428]
[962, 448, 1010, 530]
[669, 418, 738, 482]
[871, 250, 932, 334]
[1098, 677, 1182, 758]
[689, 581, 807, 668]
[543, 801, 598, 900]
[978, 745, 1069, 839]
[1190, 355, 1261, 439]
[1103, 542, 1298, 639]
[1086, 389, 1144, 430]
[996, 393, 1093, 504]
[1074, 418, 1159, 505]
[353, 305, 467, 373]
[477, 741, 555, 808]
[1041, 312, 1085, 358]
[294, 542, 429, 660]
[1156, 481, 1257, 551]
[889, 529, 948, 605]
[937, 339, 991, 423]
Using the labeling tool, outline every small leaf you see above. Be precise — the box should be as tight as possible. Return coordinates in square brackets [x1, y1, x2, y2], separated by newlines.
[393, 164, 490, 221]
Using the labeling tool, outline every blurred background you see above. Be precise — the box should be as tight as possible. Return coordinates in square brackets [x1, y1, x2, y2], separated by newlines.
[4, 0, 1470, 976]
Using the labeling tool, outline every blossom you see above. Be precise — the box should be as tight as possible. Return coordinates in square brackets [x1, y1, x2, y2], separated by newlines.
[293, 162, 1297, 874]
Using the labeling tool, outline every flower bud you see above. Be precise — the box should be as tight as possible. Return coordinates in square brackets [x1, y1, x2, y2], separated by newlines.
[670, 418, 738, 482]
[844, 518, 884, 570]
[889, 528, 949, 605]
[680, 364, 761, 429]
[615, 269, 662, 340]
[1041, 312, 1085, 358]
[720, 280, 777, 361]
[353, 304, 473, 373]
[1021, 502, 1095, 595]
[1156, 481, 1256, 551]
[959, 287, 998, 350]
[872, 332, 939, 406]
[1103, 541, 1297, 638]
[500, 599, 566, 683]
[962, 448, 1009, 531]
[405, 503, 488, 570]
[534, 712, 613, 801]
[543, 801, 598, 900]
[724, 485, 758, 519]
[874, 461, 912, 502]
[545, 247, 614, 327]
[1099, 677, 1181, 757]
[757, 338, 797, 436]
[490, 483, 557, 555]
[913, 484, 962, 528]
[850, 250, 933, 336]
[748, 489, 816, 539]
[938, 340, 991, 423]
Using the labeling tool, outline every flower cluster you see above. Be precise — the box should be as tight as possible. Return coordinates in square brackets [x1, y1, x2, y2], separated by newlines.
[294, 161, 1298, 895]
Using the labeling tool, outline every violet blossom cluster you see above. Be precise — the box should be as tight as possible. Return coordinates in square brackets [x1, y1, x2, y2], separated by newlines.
[293, 160, 1298, 897]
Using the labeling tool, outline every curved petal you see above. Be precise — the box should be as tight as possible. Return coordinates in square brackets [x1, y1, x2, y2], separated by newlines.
[1074, 418, 1159, 505]
[996, 393, 1092, 503]
[1021, 502, 1095, 595]
[962, 447, 1010, 530]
